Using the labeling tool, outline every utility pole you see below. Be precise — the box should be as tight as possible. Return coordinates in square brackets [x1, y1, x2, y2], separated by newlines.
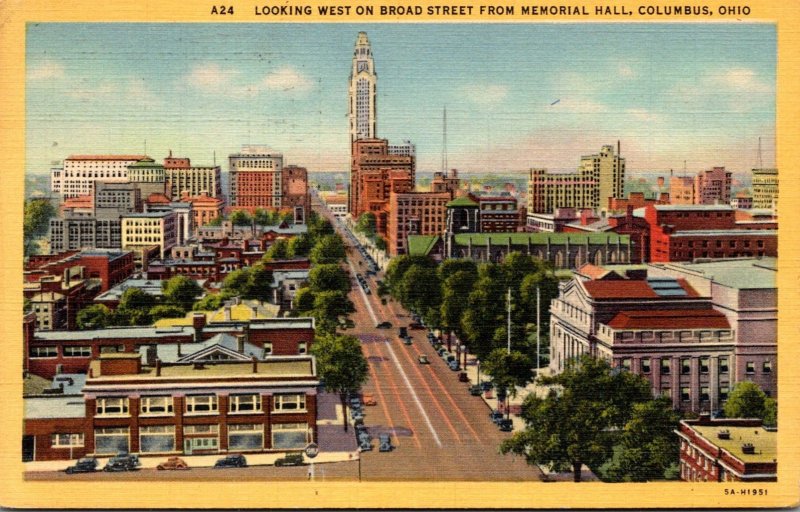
[507, 287, 511, 354]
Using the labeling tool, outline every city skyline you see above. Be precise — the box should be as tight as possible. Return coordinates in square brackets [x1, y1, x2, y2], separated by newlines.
[27, 23, 775, 175]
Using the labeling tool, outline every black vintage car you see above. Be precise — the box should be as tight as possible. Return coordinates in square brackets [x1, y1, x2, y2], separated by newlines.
[214, 454, 247, 468]
[65, 457, 98, 474]
[274, 453, 305, 467]
[103, 453, 140, 472]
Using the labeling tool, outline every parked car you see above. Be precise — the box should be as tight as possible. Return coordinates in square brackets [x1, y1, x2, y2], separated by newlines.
[480, 381, 493, 392]
[448, 360, 460, 371]
[417, 354, 430, 364]
[362, 393, 377, 406]
[65, 457, 98, 474]
[376, 321, 392, 329]
[103, 453, 140, 472]
[489, 410, 504, 424]
[214, 454, 247, 468]
[409, 322, 425, 330]
[157, 457, 190, 470]
[498, 419, 514, 432]
[275, 453, 305, 467]
[378, 434, 393, 452]
[469, 385, 483, 396]
[403, 336, 413, 345]
[459, 371, 470, 382]
[359, 438, 373, 451]
[398, 326, 408, 338]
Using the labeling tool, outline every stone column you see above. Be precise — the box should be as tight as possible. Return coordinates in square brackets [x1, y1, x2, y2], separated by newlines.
[671, 356, 681, 410]
[690, 357, 700, 413]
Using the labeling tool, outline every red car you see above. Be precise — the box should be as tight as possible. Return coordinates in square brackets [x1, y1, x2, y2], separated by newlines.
[157, 457, 190, 470]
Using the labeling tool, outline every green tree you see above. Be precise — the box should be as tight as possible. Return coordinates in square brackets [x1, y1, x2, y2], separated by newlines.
[24, 198, 56, 238]
[117, 288, 156, 325]
[148, 304, 186, 322]
[287, 234, 313, 257]
[437, 258, 478, 284]
[161, 275, 203, 312]
[311, 291, 355, 335]
[230, 210, 252, 226]
[482, 348, 535, 419]
[604, 397, 680, 482]
[76, 304, 112, 330]
[519, 270, 559, 330]
[440, 270, 478, 343]
[500, 355, 653, 482]
[280, 210, 295, 224]
[308, 215, 334, 239]
[355, 212, 377, 237]
[310, 333, 369, 432]
[310, 234, 346, 264]
[763, 398, 778, 427]
[242, 264, 274, 303]
[253, 208, 274, 226]
[220, 269, 250, 299]
[723, 381, 771, 420]
[308, 264, 351, 294]
[263, 238, 290, 261]
[193, 293, 223, 312]
[293, 287, 316, 314]
[398, 265, 441, 324]
[384, 255, 436, 297]
[374, 236, 387, 252]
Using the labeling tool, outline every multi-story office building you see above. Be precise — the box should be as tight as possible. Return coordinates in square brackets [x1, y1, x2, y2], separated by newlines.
[50, 155, 146, 198]
[751, 168, 778, 210]
[49, 218, 123, 253]
[26, 249, 135, 293]
[386, 191, 452, 256]
[281, 165, 310, 224]
[23, 352, 318, 461]
[228, 146, 284, 210]
[643, 204, 777, 262]
[528, 144, 625, 214]
[121, 211, 178, 259]
[695, 167, 732, 205]
[349, 31, 377, 143]
[127, 157, 168, 199]
[182, 192, 225, 228]
[163, 152, 223, 200]
[388, 140, 415, 157]
[349, 138, 414, 228]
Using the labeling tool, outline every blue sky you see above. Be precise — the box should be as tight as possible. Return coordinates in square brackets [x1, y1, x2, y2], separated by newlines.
[26, 23, 775, 175]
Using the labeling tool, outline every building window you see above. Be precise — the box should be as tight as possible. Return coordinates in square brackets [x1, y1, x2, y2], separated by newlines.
[700, 357, 710, 374]
[621, 358, 631, 372]
[700, 387, 710, 401]
[661, 358, 671, 374]
[139, 425, 175, 453]
[763, 361, 772, 373]
[641, 358, 651, 374]
[229, 394, 262, 413]
[273, 394, 306, 412]
[185, 395, 218, 414]
[94, 427, 129, 455]
[228, 423, 264, 450]
[30, 346, 58, 358]
[140, 396, 174, 415]
[662, 387, 671, 399]
[96, 397, 129, 416]
[746, 361, 755, 374]
[271, 422, 309, 449]
[263, 343, 273, 357]
[719, 386, 729, 401]
[719, 357, 729, 374]
[298, 342, 307, 355]
[681, 387, 691, 402]
[63, 346, 92, 357]
[51, 433, 84, 448]
[681, 358, 691, 375]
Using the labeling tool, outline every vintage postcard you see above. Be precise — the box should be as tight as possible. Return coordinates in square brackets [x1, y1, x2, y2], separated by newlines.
[1, 0, 799, 508]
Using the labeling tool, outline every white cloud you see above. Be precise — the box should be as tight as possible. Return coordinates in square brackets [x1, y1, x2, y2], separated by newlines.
[66, 80, 118, 100]
[625, 108, 658, 122]
[28, 60, 65, 81]
[618, 64, 636, 78]
[461, 84, 509, 105]
[714, 68, 772, 93]
[263, 67, 313, 92]
[188, 63, 239, 92]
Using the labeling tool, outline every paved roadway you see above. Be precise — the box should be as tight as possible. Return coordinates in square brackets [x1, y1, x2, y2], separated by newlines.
[322, 204, 542, 481]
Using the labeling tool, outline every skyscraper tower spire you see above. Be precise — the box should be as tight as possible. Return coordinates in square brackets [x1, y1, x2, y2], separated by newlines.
[349, 31, 377, 143]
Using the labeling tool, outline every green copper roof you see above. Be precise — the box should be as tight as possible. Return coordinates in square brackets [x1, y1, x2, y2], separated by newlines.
[452, 232, 630, 246]
[446, 196, 479, 208]
[407, 235, 441, 256]
[129, 158, 163, 168]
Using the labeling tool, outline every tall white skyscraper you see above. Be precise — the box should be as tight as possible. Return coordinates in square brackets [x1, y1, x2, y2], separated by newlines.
[349, 32, 377, 143]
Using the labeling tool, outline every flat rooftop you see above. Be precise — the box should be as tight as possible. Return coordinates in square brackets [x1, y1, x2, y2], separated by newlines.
[649, 258, 776, 290]
[88, 357, 315, 380]
[691, 424, 776, 464]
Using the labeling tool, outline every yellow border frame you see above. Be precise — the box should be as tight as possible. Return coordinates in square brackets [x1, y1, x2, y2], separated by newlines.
[1, 0, 798, 508]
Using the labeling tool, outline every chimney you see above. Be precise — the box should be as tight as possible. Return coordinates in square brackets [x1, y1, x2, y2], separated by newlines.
[237, 335, 245, 354]
[192, 312, 206, 342]
[155, 358, 161, 377]
[177, 340, 182, 357]
[224, 306, 232, 321]
[63, 268, 70, 287]
[251, 306, 258, 319]
[251, 355, 258, 374]
[55, 364, 63, 375]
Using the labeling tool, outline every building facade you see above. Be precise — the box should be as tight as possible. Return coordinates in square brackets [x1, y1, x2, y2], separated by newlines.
[695, 167, 732, 205]
[676, 417, 776, 482]
[528, 144, 625, 214]
[349, 31, 377, 143]
[386, 191, 452, 256]
[121, 211, 178, 259]
[348, 138, 415, 224]
[228, 146, 284, 210]
[50, 155, 146, 198]
[751, 168, 778, 210]
[163, 153, 223, 199]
